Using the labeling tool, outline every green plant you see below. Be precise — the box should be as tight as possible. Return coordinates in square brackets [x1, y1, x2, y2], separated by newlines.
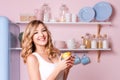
[18, 32, 23, 42]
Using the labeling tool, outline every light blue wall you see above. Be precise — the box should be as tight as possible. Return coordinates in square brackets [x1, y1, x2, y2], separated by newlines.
[0, 16, 9, 80]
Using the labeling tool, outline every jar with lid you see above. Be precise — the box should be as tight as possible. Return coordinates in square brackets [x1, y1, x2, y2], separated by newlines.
[59, 4, 68, 22]
[41, 3, 51, 22]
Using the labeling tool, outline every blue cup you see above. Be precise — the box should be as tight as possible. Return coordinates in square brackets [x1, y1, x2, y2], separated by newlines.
[74, 55, 81, 65]
[81, 54, 90, 65]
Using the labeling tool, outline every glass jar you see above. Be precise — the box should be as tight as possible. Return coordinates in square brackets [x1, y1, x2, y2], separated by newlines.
[59, 4, 68, 22]
[41, 3, 51, 22]
[34, 9, 42, 20]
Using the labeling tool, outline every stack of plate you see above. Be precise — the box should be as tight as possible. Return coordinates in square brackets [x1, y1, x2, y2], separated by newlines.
[78, 1, 113, 22]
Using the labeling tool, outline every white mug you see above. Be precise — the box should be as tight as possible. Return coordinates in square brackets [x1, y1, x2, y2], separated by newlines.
[71, 14, 77, 22]
[65, 13, 71, 22]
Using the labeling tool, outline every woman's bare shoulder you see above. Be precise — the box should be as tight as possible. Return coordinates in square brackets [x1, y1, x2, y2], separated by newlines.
[26, 54, 38, 65]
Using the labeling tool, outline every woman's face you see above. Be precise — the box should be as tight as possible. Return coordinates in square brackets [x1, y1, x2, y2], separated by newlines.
[32, 24, 48, 47]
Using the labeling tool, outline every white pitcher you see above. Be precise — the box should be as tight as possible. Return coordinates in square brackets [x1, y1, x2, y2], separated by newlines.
[66, 39, 76, 49]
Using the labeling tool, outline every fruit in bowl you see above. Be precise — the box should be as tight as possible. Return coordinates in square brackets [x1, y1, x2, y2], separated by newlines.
[61, 52, 71, 59]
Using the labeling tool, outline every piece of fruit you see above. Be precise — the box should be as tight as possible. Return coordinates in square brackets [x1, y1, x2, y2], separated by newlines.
[62, 52, 71, 59]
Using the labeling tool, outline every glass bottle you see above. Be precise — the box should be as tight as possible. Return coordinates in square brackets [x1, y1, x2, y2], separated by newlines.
[91, 34, 97, 49]
[84, 33, 91, 48]
[81, 36, 85, 45]
[102, 34, 109, 49]
[97, 35, 103, 48]
[80, 36, 86, 49]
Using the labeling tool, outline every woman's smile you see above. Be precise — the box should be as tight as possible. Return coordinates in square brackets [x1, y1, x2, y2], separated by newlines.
[37, 37, 46, 41]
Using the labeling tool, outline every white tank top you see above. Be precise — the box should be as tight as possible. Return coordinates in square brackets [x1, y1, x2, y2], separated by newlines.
[33, 52, 64, 80]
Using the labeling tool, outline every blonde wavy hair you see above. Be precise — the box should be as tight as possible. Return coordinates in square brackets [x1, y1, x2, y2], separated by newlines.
[21, 20, 60, 63]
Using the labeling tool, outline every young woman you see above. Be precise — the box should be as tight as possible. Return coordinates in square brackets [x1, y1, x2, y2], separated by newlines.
[21, 20, 74, 80]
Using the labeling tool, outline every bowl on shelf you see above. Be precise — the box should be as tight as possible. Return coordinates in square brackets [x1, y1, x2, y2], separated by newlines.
[54, 40, 67, 49]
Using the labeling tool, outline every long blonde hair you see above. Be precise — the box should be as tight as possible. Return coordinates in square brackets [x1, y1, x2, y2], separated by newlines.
[21, 20, 60, 63]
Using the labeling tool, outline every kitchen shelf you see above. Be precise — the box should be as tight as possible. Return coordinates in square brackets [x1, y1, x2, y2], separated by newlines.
[44, 22, 112, 25]
[10, 48, 111, 51]
[16, 21, 112, 25]
[15, 21, 112, 62]
[59, 48, 111, 51]
[10, 48, 22, 50]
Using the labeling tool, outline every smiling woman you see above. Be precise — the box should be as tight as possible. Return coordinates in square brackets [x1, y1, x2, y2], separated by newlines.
[21, 20, 75, 80]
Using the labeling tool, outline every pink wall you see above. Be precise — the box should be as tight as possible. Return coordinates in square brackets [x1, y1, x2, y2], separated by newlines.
[1, 0, 120, 80]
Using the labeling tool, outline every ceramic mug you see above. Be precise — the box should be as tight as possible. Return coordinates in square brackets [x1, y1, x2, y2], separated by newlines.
[81, 54, 90, 65]
[74, 55, 81, 65]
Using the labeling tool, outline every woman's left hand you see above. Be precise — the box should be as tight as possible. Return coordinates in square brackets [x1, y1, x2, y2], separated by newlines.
[63, 56, 75, 80]
[66, 56, 75, 70]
